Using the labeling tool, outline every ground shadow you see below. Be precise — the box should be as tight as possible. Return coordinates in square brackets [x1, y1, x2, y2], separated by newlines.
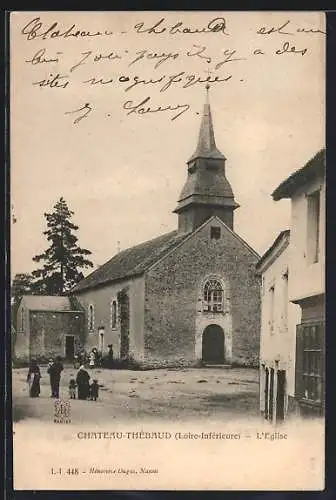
[12, 397, 36, 422]
[203, 391, 260, 416]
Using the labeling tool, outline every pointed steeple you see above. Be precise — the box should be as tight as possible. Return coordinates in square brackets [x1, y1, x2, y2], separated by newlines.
[174, 86, 239, 234]
[188, 85, 226, 162]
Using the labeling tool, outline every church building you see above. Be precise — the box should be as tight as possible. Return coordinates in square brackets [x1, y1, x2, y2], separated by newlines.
[72, 89, 261, 368]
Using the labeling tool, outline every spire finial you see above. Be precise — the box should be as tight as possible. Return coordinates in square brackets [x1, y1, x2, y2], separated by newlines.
[187, 75, 225, 162]
[205, 82, 210, 103]
[205, 67, 212, 103]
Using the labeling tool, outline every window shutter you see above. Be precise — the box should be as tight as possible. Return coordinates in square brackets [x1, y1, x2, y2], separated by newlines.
[264, 368, 269, 420]
[295, 324, 304, 399]
[318, 323, 325, 409]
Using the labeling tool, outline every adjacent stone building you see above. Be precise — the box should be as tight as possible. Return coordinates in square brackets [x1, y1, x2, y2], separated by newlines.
[14, 295, 84, 362]
[72, 89, 261, 368]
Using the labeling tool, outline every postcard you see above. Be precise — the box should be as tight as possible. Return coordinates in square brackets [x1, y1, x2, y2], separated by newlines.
[10, 11, 325, 490]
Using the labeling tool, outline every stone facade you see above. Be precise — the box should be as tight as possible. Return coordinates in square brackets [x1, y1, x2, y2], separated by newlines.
[144, 217, 260, 367]
[72, 216, 261, 369]
[29, 311, 84, 360]
[74, 276, 145, 363]
[71, 90, 261, 369]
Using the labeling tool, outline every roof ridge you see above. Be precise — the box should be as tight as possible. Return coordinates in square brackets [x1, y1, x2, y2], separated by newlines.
[256, 229, 290, 271]
[20, 294, 69, 299]
[272, 148, 325, 200]
[72, 229, 184, 292]
[77, 230, 177, 281]
[21, 295, 73, 311]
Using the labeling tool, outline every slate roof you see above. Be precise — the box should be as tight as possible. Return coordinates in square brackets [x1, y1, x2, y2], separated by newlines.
[272, 149, 325, 201]
[255, 230, 290, 273]
[176, 89, 238, 213]
[21, 295, 79, 311]
[188, 90, 226, 162]
[72, 230, 190, 293]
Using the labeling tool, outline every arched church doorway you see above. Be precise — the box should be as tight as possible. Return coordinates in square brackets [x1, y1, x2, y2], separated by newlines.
[202, 324, 225, 364]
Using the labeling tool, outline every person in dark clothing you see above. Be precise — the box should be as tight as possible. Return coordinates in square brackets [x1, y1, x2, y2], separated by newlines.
[79, 350, 87, 367]
[96, 351, 102, 368]
[27, 361, 41, 398]
[108, 344, 114, 368]
[47, 356, 64, 398]
[68, 378, 77, 399]
[73, 354, 80, 369]
[76, 365, 90, 400]
[89, 379, 99, 401]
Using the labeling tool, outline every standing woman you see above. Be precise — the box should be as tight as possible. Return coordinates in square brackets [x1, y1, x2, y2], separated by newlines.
[76, 365, 91, 400]
[108, 344, 114, 368]
[27, 361, 41, 398]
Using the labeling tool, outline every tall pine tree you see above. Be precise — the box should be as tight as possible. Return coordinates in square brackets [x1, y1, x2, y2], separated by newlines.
[32, 197, 93, 295]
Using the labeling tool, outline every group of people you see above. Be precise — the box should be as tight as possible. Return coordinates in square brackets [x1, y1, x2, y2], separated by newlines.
[70, 366, 99, 401]
[26, 356, 64, 399]
[26, 358, 99, 401]
[73, 347, 104, 369]
[73, 344, 114, 369]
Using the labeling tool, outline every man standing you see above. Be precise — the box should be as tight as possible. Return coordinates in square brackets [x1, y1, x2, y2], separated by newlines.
[47, 356, 64, 398]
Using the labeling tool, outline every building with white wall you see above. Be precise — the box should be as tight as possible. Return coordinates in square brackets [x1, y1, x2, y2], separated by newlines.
[272, 148, 325, 418]
[256, 231, 301, 423]
[258, 148, 325, 422]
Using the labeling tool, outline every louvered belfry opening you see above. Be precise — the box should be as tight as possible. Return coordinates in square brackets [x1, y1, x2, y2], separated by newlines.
[174, 86, 239, 233]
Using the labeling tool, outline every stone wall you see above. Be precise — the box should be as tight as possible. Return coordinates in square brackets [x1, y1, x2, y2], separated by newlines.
[29, 311, 84, 360]
[74, 276, 145, 362]
[144, 218, 261, 367]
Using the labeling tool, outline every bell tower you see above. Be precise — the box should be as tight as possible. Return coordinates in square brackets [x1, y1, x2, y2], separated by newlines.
[174, 86, 239, 233]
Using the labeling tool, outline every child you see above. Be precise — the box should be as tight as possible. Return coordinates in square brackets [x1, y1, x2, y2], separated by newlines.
[89, 379, 99, 401]
[89, 351, 95, 368]
[68, 378, 77, 399]
[73, 354, 80, 369]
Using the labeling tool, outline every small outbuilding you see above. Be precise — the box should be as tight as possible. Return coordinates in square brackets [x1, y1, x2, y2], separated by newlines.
[14, 295, 84, 362]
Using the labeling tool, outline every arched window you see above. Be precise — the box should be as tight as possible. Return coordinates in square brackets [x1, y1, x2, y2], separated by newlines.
[88, 304, 94, 332]
[111, 300, 117, 329]
[203, 279, 224, 313]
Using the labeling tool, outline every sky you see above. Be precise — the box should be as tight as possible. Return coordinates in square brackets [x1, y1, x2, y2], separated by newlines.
[10, 11, 325, 277]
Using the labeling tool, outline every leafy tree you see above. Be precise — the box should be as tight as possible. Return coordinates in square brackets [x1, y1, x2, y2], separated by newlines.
[32, 197, 93, 295]
[11, 273, 34, 301]
[11, 273, 35, 332]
